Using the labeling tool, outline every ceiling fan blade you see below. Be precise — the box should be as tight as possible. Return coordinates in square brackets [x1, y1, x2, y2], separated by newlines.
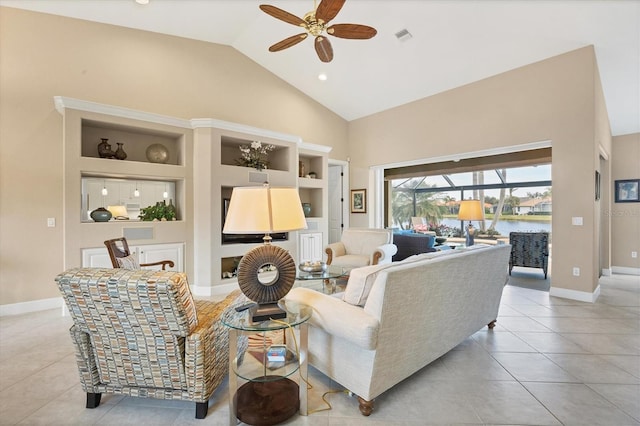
[315, 0, 346, 24]
[327, 23, 377, 39]
[268, 33, 308, 52]
[315, 36, 334, 62]
[259, 4, 306, 27]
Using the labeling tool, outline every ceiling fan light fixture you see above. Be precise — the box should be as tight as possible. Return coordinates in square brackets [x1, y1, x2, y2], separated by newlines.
[260, 0, 376, 63]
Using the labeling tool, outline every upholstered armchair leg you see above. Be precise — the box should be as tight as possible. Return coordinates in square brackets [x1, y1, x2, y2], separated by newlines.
[86, 392, 101, 408]
[357, 396, 374, 416]
[488, 320, 497, 329]
[195, 402, 208, 419]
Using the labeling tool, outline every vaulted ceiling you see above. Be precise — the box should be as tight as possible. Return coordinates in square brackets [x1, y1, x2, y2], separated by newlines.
[2, 0, 638, 136]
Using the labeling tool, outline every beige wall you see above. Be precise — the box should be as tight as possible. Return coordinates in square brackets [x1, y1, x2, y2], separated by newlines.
[350, 46, 608, 297]
[611, 133, 640, 270]
[1, 7, 631, 307]
[0, 7, 348, 305]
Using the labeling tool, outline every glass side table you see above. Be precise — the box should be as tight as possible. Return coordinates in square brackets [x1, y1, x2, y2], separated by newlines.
[222, 300, 311, 426]
[296, 265, 350, 294]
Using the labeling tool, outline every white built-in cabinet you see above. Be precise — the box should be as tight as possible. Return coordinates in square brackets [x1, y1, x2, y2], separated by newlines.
[299, 232, 324, 263]
[82, 243, 185, 271]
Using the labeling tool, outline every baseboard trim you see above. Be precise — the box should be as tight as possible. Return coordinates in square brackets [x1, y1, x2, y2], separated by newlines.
[601, 268, 612, 277]
[611, 266, 640, 276]
[2, 285, 241, 316]
[549, 285, 600, 303]
[191, 282, 239, 298]
[0, 297, 64, 317]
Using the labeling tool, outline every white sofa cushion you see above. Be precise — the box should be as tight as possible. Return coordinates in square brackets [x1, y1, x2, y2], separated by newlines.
[341, 228, 391, 255]
[342, 246, 493, 306]
[342, 252, 445, 306]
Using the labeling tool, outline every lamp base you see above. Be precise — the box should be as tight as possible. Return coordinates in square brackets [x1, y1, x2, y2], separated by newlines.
[466, 234, 475, 246]
[250, 303, 287, 323]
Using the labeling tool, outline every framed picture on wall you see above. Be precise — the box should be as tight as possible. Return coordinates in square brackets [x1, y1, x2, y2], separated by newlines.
[350, 189, 366, 213]
[614, 179, 640, 203]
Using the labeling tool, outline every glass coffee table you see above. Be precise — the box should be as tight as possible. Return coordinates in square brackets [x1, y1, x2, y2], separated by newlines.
[296, 265, 350, 294]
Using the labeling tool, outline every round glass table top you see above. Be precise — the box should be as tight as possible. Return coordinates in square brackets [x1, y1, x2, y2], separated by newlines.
[296, 265, 349, 281]
[222, 299, 311, 332]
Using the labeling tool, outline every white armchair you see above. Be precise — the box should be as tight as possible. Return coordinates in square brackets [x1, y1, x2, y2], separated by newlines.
[325, 228, 397, 268]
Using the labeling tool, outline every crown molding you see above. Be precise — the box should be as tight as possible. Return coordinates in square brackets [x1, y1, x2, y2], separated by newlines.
[54, 97, 334, 152]
[54, 96, 192, 129]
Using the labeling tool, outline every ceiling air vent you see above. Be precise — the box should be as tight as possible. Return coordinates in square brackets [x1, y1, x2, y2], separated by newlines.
[395, 29, 412, 42]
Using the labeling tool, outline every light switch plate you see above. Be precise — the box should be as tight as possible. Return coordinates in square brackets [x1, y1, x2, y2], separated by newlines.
[47, 218, 56, 227]
[572, 217, 583, 226]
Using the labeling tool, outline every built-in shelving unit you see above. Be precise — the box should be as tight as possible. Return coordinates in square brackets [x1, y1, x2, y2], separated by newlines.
[57, 97, 331, 296]
[56, 96, 193, 276]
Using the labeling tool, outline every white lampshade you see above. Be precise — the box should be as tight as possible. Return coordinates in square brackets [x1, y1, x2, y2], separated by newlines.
[107, 205, 128, 218]
[458, 200, 484, 221]
[223, 186, 307, 234]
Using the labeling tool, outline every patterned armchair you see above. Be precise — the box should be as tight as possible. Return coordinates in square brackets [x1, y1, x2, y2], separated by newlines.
[508, 232, 550, 279]
[55, 267, 248, 419]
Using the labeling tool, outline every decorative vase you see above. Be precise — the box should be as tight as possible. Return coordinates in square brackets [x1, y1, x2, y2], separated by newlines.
[97, 138, 114, 158]
[90, 207, 112, 222]
[299, 161, 305, 177]
[114, 143, 127, 160]
[302, 203, 312, 217]
[146, 143, 169, 163]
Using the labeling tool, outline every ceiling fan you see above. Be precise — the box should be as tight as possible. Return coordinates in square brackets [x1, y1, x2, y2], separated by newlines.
[259, 0, 377, 63]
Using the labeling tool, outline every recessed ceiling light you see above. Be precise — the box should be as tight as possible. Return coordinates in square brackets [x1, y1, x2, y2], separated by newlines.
[318, 73, 328, 81]
[135, 0, 150, 5]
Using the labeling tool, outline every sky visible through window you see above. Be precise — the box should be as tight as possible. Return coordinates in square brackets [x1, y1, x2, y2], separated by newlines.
[392, 164, 551, 200]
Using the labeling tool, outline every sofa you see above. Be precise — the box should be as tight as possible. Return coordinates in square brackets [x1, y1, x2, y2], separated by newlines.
[392, 231, 436, 261]
[286, 244, 511, 416]
[325, 228, 397, 268]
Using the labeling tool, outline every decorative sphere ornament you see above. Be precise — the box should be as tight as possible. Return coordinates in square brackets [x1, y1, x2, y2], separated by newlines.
[145, 144, 169, 163]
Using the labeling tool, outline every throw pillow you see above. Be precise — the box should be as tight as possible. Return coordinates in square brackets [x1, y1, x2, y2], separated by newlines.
[116, 254, 140, 269]
[343, 263, 394, 306]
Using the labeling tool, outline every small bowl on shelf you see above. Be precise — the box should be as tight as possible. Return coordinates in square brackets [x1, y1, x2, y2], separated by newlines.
[299, 261, 327, 273]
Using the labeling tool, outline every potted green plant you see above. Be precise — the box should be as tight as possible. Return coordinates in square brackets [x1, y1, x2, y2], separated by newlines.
[139, 200, 177, 221]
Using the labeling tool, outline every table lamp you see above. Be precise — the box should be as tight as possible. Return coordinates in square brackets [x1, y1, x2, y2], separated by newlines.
[457, 199, 484, 246]
[223, 185, 307, 322]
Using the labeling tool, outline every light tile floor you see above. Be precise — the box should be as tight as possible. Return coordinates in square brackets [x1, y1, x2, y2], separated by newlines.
[0, 271, 638, 425]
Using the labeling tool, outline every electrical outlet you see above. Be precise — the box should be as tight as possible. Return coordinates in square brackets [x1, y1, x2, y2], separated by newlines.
[572, 267, 580, 276]
[47, 218, 56, 227]
[633, 251, 638, 259]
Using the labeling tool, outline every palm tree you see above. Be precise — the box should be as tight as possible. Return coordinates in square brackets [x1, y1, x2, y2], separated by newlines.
[391, 187, 416, 230]
[489, 169, 507, 231]
[415, 191, 447, 224]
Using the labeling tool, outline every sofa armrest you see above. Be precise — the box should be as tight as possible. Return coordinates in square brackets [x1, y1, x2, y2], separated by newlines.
[372, 243, 398, 265]
[286, 287, 379, 350]
[325, 242, 346, 265]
